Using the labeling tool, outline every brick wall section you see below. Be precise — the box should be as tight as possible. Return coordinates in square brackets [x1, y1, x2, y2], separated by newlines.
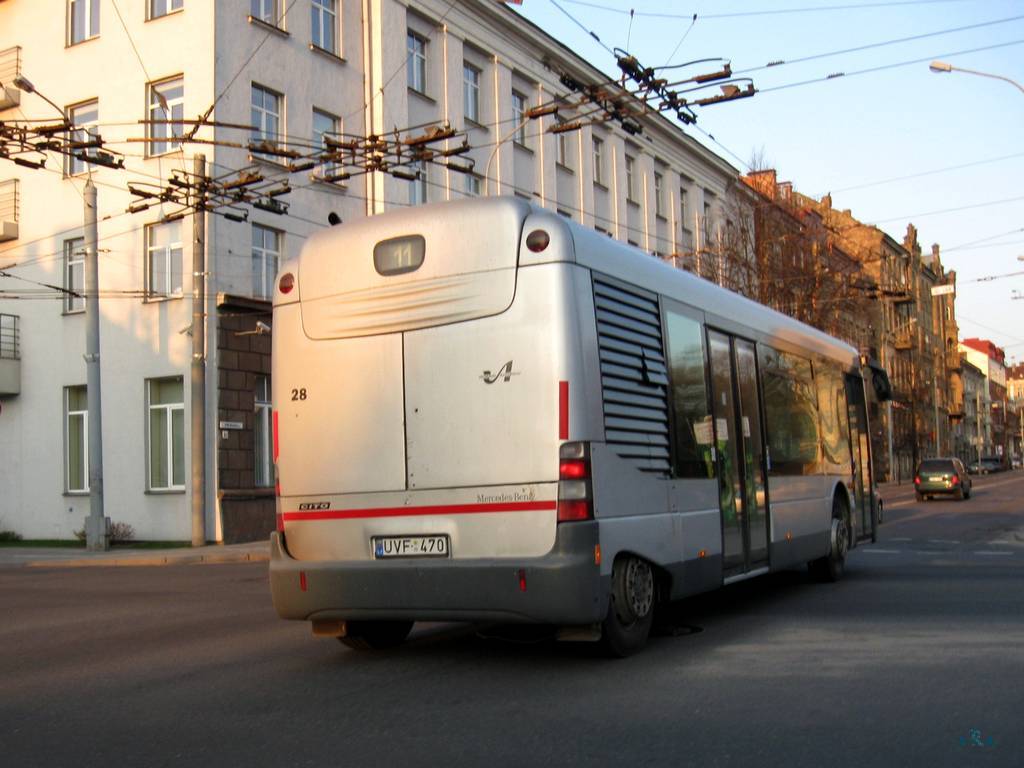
[217, 309, 274, 543]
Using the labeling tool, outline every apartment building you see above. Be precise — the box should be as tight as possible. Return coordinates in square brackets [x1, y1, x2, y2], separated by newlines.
[960, 338, 1009, 460]
[0, 0, 740, 541]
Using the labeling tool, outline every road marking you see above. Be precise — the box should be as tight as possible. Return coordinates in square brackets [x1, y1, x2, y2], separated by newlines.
[890, 537, 912, 542]
[988, 541, 1014, 546]
[862, 548, 901, 554]
[973, 551, 1014, 557]
[928, 539, 960, 544]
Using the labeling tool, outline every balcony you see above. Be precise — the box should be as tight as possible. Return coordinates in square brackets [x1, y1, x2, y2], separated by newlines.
[0, 313, 19, 396]
[946, 350, 962, 371]
[0, 47, 22, 111]
[0, 179, 18, 242]
[894, 330, 913, 350]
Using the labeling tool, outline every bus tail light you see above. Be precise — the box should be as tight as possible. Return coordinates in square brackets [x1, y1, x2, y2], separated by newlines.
[914, 475, 921, 486]
[951, 474, 960, 486]
[558, 442, 593, 522]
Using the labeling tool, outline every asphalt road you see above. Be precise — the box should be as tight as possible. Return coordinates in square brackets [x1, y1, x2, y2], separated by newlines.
[2, 473, 1022, 768]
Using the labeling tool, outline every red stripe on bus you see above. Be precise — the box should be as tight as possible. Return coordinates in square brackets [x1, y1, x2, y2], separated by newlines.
[559, 380, 569, 440]
[282, 500, 557, 522]
[272, 410, 279, 461]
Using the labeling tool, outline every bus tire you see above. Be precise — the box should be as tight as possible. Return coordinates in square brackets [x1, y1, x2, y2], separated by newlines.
[338, 620, 414, 650]
[810, 496, 849, 583]
[601, 555, 655, 657]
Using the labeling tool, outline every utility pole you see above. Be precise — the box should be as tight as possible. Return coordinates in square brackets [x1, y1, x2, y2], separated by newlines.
[191, 154, 207, 547]
[83, 180, 108, 551]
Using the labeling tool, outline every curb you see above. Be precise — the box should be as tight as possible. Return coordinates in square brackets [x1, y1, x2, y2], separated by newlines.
[23, 550, 269, 568]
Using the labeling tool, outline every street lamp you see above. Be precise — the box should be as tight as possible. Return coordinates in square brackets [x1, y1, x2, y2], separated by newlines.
[928, 60, 1024, 95]
[13, 74, 66, 120]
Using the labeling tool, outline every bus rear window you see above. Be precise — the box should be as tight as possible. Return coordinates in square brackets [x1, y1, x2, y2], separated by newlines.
[374, 235, 425, 276]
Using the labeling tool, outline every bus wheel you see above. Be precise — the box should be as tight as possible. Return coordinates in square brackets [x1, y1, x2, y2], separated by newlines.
[338, 620, 414, 650]
[810, 498, 849, 583]
[601, 556, 655, 657]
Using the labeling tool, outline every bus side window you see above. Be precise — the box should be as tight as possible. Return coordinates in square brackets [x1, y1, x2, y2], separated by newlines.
[816, 361, 852, 473]
[760, 346, 821, 476]
[665, 309, 715, 479]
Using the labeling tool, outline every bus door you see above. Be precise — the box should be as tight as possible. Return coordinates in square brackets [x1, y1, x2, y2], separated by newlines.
[845, 373, 875, 541]
[707, 330, 769, 575]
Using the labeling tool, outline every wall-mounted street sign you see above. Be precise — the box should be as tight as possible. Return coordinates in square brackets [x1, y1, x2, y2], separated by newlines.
[931, 284, 955, 296]
[219, 420, 244, 430]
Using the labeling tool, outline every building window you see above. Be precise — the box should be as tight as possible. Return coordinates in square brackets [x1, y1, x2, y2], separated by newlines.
[555, 119, 570, 168]
[464, 173, 481, 197]
[250, 0, 280, 26]
[147, 377, 185, 491]
[254, 375, 273, 487]
[409, 159, 427, 206]
[65, 386, 89, 493]
[312, 108, 339, 175]
[148, 76, 184, 156]
[407, 31, 427, 93]
[463, 63, 481, 123]
[250, 84, 282, 156]
[146, 220, 183, 298]
[511, 90, 527, 146]
[252, 224, 282, 300]
[64, 237, 85, 314]
[625, 154, 636, 202]
[150, 0, 183, 19]
[654, 172, 664, 217]
[68, 0, 100, 44]
[66, 100, 99, 176]
[680, 186, 690, 231]
[592, 137, 604, 186]
[311, 0, 336, 53]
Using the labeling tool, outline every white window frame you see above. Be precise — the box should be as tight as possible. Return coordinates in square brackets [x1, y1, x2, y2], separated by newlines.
[555, 119, 570, 168]
[463, 62, 481, 124]
[68, 0, 100, 45]
[64, 237, 85, 314]
[147, 377, 185, 492]
[592, 137, 604, 186]
[66, 100, 99, 177]
[145, 220, 184, 299]
[254, 375, 273, 487]
[511, 90, 527, 146]
[464, 173, 481, 197]
[625, 154, 637, 202]
[149, 0, 183, 20]
[407, 31, 427, 93]
[312, 108, 340, 176]
[311, 0, 337, 54]
[409, 159, 427, 206]
[250, 0, 280, 26]
[148, 76, 184, 157]
[65, 385, 89, 494]
[251, 83, 283, 157]
[654, 172, 664, 217]
[680, 186, 691, 232]
[252, 223, 282, 300]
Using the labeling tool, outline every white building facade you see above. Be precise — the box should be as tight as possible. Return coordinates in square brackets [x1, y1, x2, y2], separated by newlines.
[0, 0, 739, 542]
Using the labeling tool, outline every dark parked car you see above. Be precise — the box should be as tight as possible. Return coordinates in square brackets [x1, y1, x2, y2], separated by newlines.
[980, 456, 1008, 473]
[915, 458, 971, 501]
[969, 457, 1005, 474]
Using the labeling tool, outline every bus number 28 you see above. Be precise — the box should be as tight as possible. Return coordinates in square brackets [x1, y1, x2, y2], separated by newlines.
[291, 388, 308, 401]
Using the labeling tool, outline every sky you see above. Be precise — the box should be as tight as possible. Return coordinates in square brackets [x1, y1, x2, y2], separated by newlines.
[511, 0, 1024, 363]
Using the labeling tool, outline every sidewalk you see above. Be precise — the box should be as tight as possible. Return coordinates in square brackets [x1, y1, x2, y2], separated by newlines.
[0, 540, 269, 569]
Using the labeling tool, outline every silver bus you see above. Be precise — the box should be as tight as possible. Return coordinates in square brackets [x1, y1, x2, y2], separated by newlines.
[269, 196, 883, 655]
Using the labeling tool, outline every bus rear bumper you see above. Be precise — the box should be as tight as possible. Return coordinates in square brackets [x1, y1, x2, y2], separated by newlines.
[269, 522, 608, 625]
